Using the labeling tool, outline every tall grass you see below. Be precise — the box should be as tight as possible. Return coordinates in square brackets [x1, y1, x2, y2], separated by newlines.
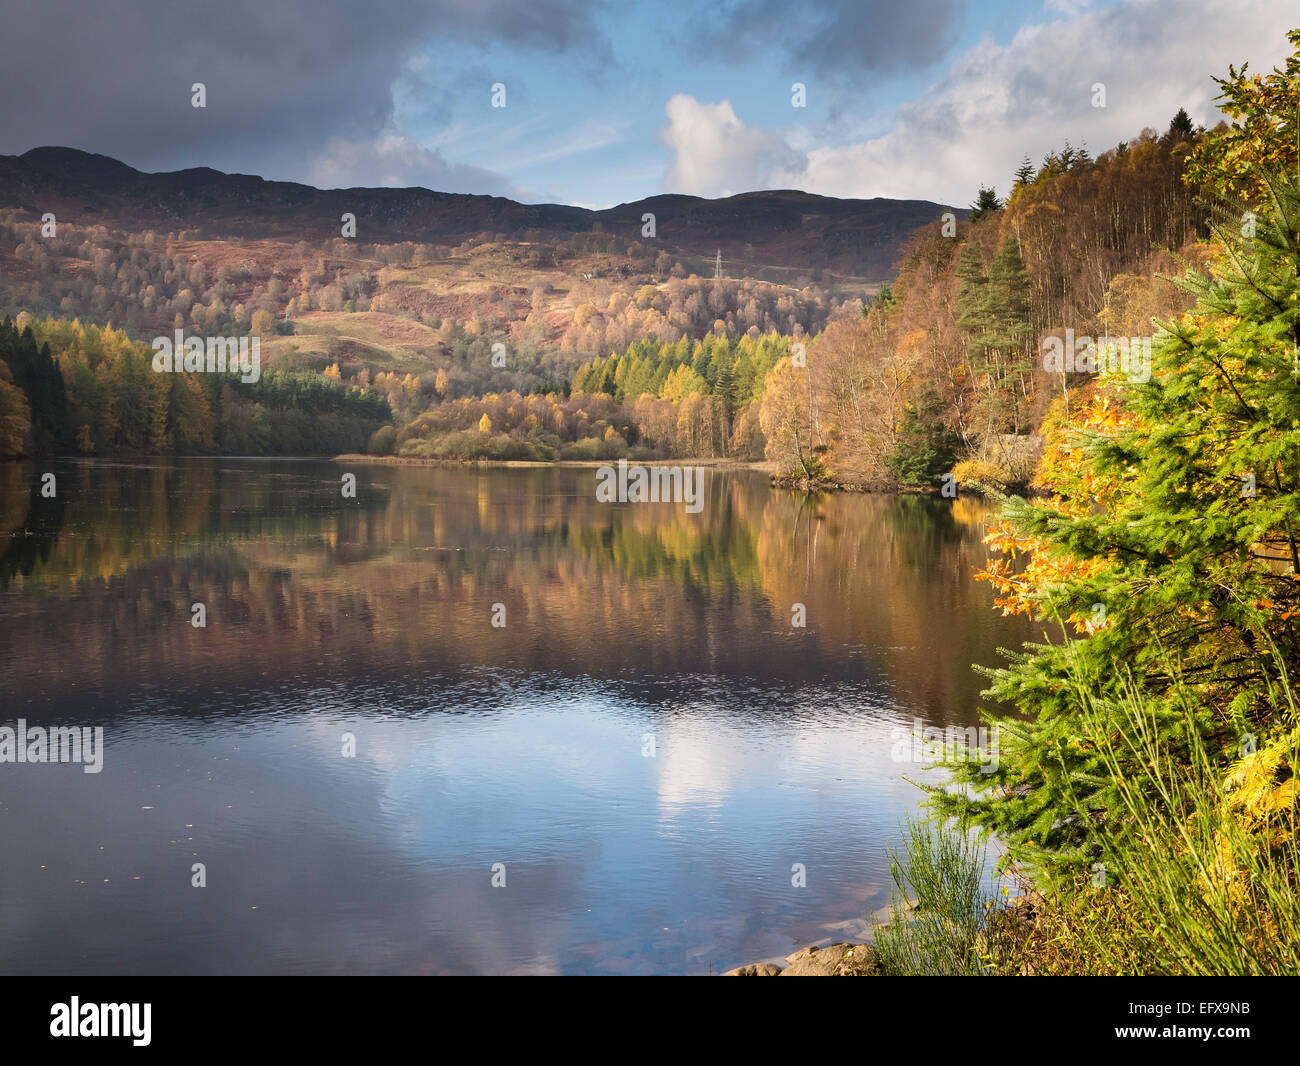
[871, 817, 1000, 975]
[878, 650, 1300, 975]
[1051, 661, 1300, 975]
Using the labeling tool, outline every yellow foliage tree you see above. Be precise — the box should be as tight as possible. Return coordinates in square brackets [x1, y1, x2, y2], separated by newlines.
[250, 309, 274, 336]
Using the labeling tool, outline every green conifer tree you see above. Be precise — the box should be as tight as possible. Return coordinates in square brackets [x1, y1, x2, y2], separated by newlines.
[939, 164, 1300, 876]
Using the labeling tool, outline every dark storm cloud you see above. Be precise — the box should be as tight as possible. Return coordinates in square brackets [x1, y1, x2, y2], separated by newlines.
[684, 0, 964, 77]
[0, 0, 607, 182]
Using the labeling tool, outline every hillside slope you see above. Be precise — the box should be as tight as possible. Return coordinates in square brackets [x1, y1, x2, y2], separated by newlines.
[0, 147, 959, 282]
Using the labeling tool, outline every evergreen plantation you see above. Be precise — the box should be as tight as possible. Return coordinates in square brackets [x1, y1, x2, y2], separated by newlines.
[396, 332, 795, 461]
[0, 315, 392, 457]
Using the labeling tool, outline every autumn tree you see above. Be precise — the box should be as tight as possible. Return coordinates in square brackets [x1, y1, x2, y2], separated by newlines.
[0, 359, 31, 457]
[942, 160, 1300, 876]
[758, 357, 818, 477]
[1185, 27, 1300, 205]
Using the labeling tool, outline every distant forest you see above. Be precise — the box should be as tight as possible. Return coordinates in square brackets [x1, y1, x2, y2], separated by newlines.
[1, 110, 1213, 479]
[0, 316, 391, 457]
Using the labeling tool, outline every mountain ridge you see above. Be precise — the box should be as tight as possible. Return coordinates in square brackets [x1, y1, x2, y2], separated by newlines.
[0, 146, 964, 280]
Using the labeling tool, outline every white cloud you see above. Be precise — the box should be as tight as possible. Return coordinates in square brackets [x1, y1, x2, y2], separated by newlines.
[509, 117, 632, 169]
[659, 94, 802, 199]
[1044, 0, 1091, 16]
[661, 0, 1295, 205]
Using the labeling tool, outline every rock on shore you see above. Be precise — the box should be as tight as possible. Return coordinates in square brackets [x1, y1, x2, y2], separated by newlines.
[723, 942, 882, 976]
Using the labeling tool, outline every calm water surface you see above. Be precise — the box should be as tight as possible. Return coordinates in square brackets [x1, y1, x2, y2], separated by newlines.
[0, 458, 1029, 974]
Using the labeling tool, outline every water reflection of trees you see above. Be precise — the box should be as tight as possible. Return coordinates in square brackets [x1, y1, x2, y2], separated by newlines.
[1, 462, 1030, 722]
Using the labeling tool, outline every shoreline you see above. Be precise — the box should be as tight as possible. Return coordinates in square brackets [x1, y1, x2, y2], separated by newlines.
[334, 453, 779, 473]
[334, 453, 1037, 498]
[721, 899, 921, 976]
[723, 942, 883, 976]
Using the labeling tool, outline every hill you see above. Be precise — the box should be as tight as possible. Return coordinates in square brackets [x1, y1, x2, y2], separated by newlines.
[0, 148, 965, 399]
[0, 147, 958, 283]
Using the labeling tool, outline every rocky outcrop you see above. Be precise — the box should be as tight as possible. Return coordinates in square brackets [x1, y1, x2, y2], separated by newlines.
[723, 962, 783, 977]
[723, 942, 882, 976]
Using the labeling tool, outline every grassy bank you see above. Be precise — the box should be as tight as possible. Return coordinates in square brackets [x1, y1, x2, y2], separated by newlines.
[872, 650, 1300, 976]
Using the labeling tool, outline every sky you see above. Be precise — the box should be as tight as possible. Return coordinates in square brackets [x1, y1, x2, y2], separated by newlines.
[0, 0, 1293, 209]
